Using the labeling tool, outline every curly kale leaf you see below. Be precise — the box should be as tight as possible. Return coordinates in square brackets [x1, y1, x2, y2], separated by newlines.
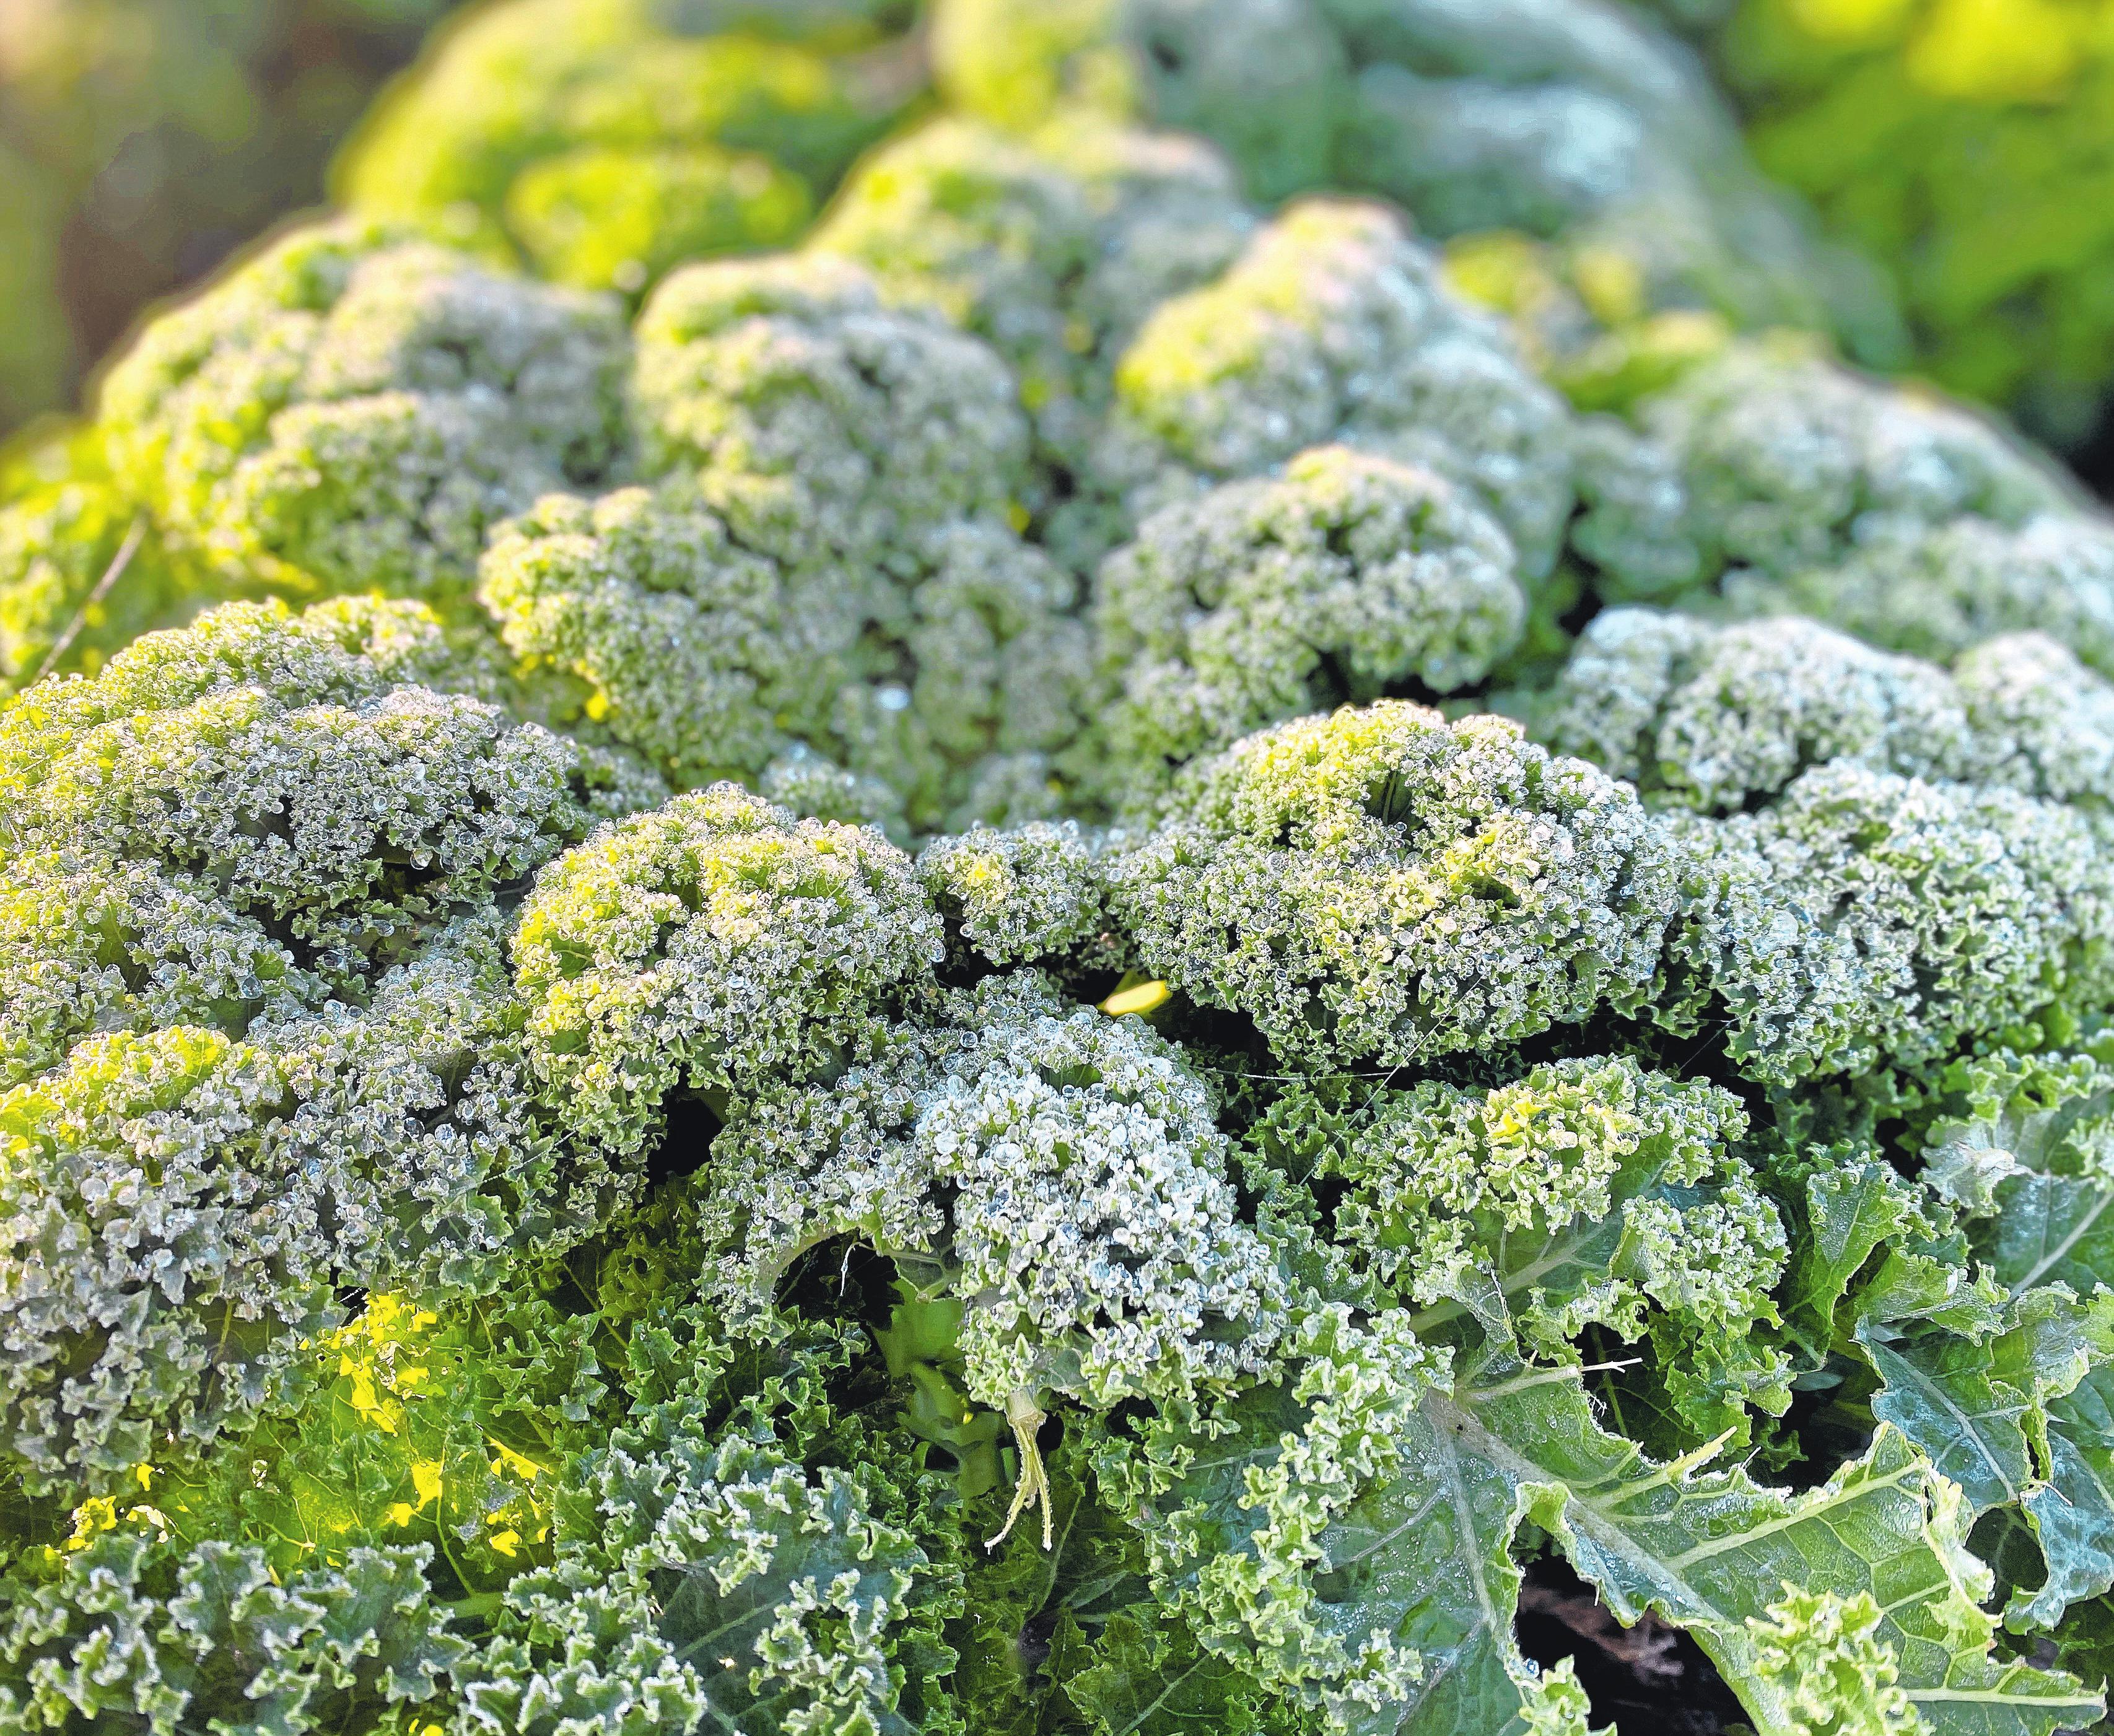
[0, 1536, 464, 1736]
[455, 1322, 963, 1736]
[1105, 1327, 2101, 1735]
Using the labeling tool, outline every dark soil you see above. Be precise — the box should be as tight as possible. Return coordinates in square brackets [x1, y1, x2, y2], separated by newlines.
[1514, 1555, 1750, 1734]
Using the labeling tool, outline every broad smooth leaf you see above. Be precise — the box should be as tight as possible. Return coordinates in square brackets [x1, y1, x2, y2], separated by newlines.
[1106, 1337, 2100, 1735]
[1973, 1173, 2114, 1300]
[1438, 1361, 2101, 1735]
[1864, 1333, 2033, 1516]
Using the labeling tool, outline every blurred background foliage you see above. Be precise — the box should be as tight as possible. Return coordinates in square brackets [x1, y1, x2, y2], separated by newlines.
[332, 0, 925, 297]
[0, 0, 461, 435]
[10, 0, 2114, 480]
[1670, 0, 2114, 472]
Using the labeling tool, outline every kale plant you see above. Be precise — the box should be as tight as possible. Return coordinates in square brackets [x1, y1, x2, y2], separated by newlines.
[7, 10, 2114, 1735]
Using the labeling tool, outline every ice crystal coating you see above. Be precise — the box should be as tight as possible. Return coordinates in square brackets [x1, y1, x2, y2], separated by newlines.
[0, 849, 313, 1094]
[701, 972, 1288, 1411]
[1086, 1302, 1446, 1721]
[1544, 606, 2114, 816]
[632, 250, 1029, 570]
[0, 915, 563, 1498]
[1093, 445, 1527, 800]
[98, 221, 630, 600]
[1110, 700, 1682, 1067]
[512, 785, 943, 1162]
[1111, 199, 1576, 575]
[616, 252, 1096, 827]
[1952, 632, 2114, 809]
[1, 603, 601, 988]
[0, 598, 636, 1498]
[477, 484, 805, 790]
[1576, 341, 2074, 600]
[0, 598, 609, 987]
[1335, 1057, 1767, 1320]
[482, 484, 1088, 833]
[1540, 609, 1985, 811]
[917, 820, 1107, 967]
[758, 742, 906, 835]
[1674, 762, 2114, 1080]
[1747, 511, 2114, 679]
[815, 116, 1254, 378]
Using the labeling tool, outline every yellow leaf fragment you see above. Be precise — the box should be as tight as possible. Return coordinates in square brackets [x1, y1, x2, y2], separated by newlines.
[1100, 979, 1171, 1017]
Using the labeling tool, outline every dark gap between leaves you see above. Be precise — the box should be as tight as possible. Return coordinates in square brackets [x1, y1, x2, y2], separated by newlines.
[1514, 1554, 1747, 1735]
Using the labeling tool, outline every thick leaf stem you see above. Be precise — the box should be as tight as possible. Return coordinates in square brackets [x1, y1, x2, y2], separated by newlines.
[985, 1387, 1053, 1551]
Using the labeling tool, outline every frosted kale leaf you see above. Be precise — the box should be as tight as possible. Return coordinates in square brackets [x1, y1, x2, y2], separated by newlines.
[1542, 607, 2114, 819]
[1576, 341, 2071, 601]
[0, 1537, 463, 1736]
[481, 482, 1089, 834]
[1820, 1060, 2114, 1633]
[512, 784, 942, 1163]
[0, 849, 315, 1093]
[0, 914, 568, 1499]
[1671, 763, 2114, 1078]
[1093, 445, 1527, 804]
[1538, 609, 1988, 812]
[917, 821, 1110, 969]
[1111, 199, 1575, 577]
[131, 1281, 605, 1602]
[100, 222, 628, 600]
[699, 972, 1288, 1415]
[1322, 0, 1885, 348]
[1745, 513, 2114, 678]
[1744, 1587, 1923, 1736]
[813, 114, 1253, 556]
[1106, 1335, 2101, 1735]
[813, 118, 1248, 396]
[455, 1324, 961, 1736]
[1108, 701, 1681, 1068]
[632, 250, 1029, 571]
[478, 484, 810, 790]
[1088, 1306, 1445, 1727]
[1, 600, 604, 990]
[1952, 631, 2114, 809]
[1249, 1055, 1787, 1442]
